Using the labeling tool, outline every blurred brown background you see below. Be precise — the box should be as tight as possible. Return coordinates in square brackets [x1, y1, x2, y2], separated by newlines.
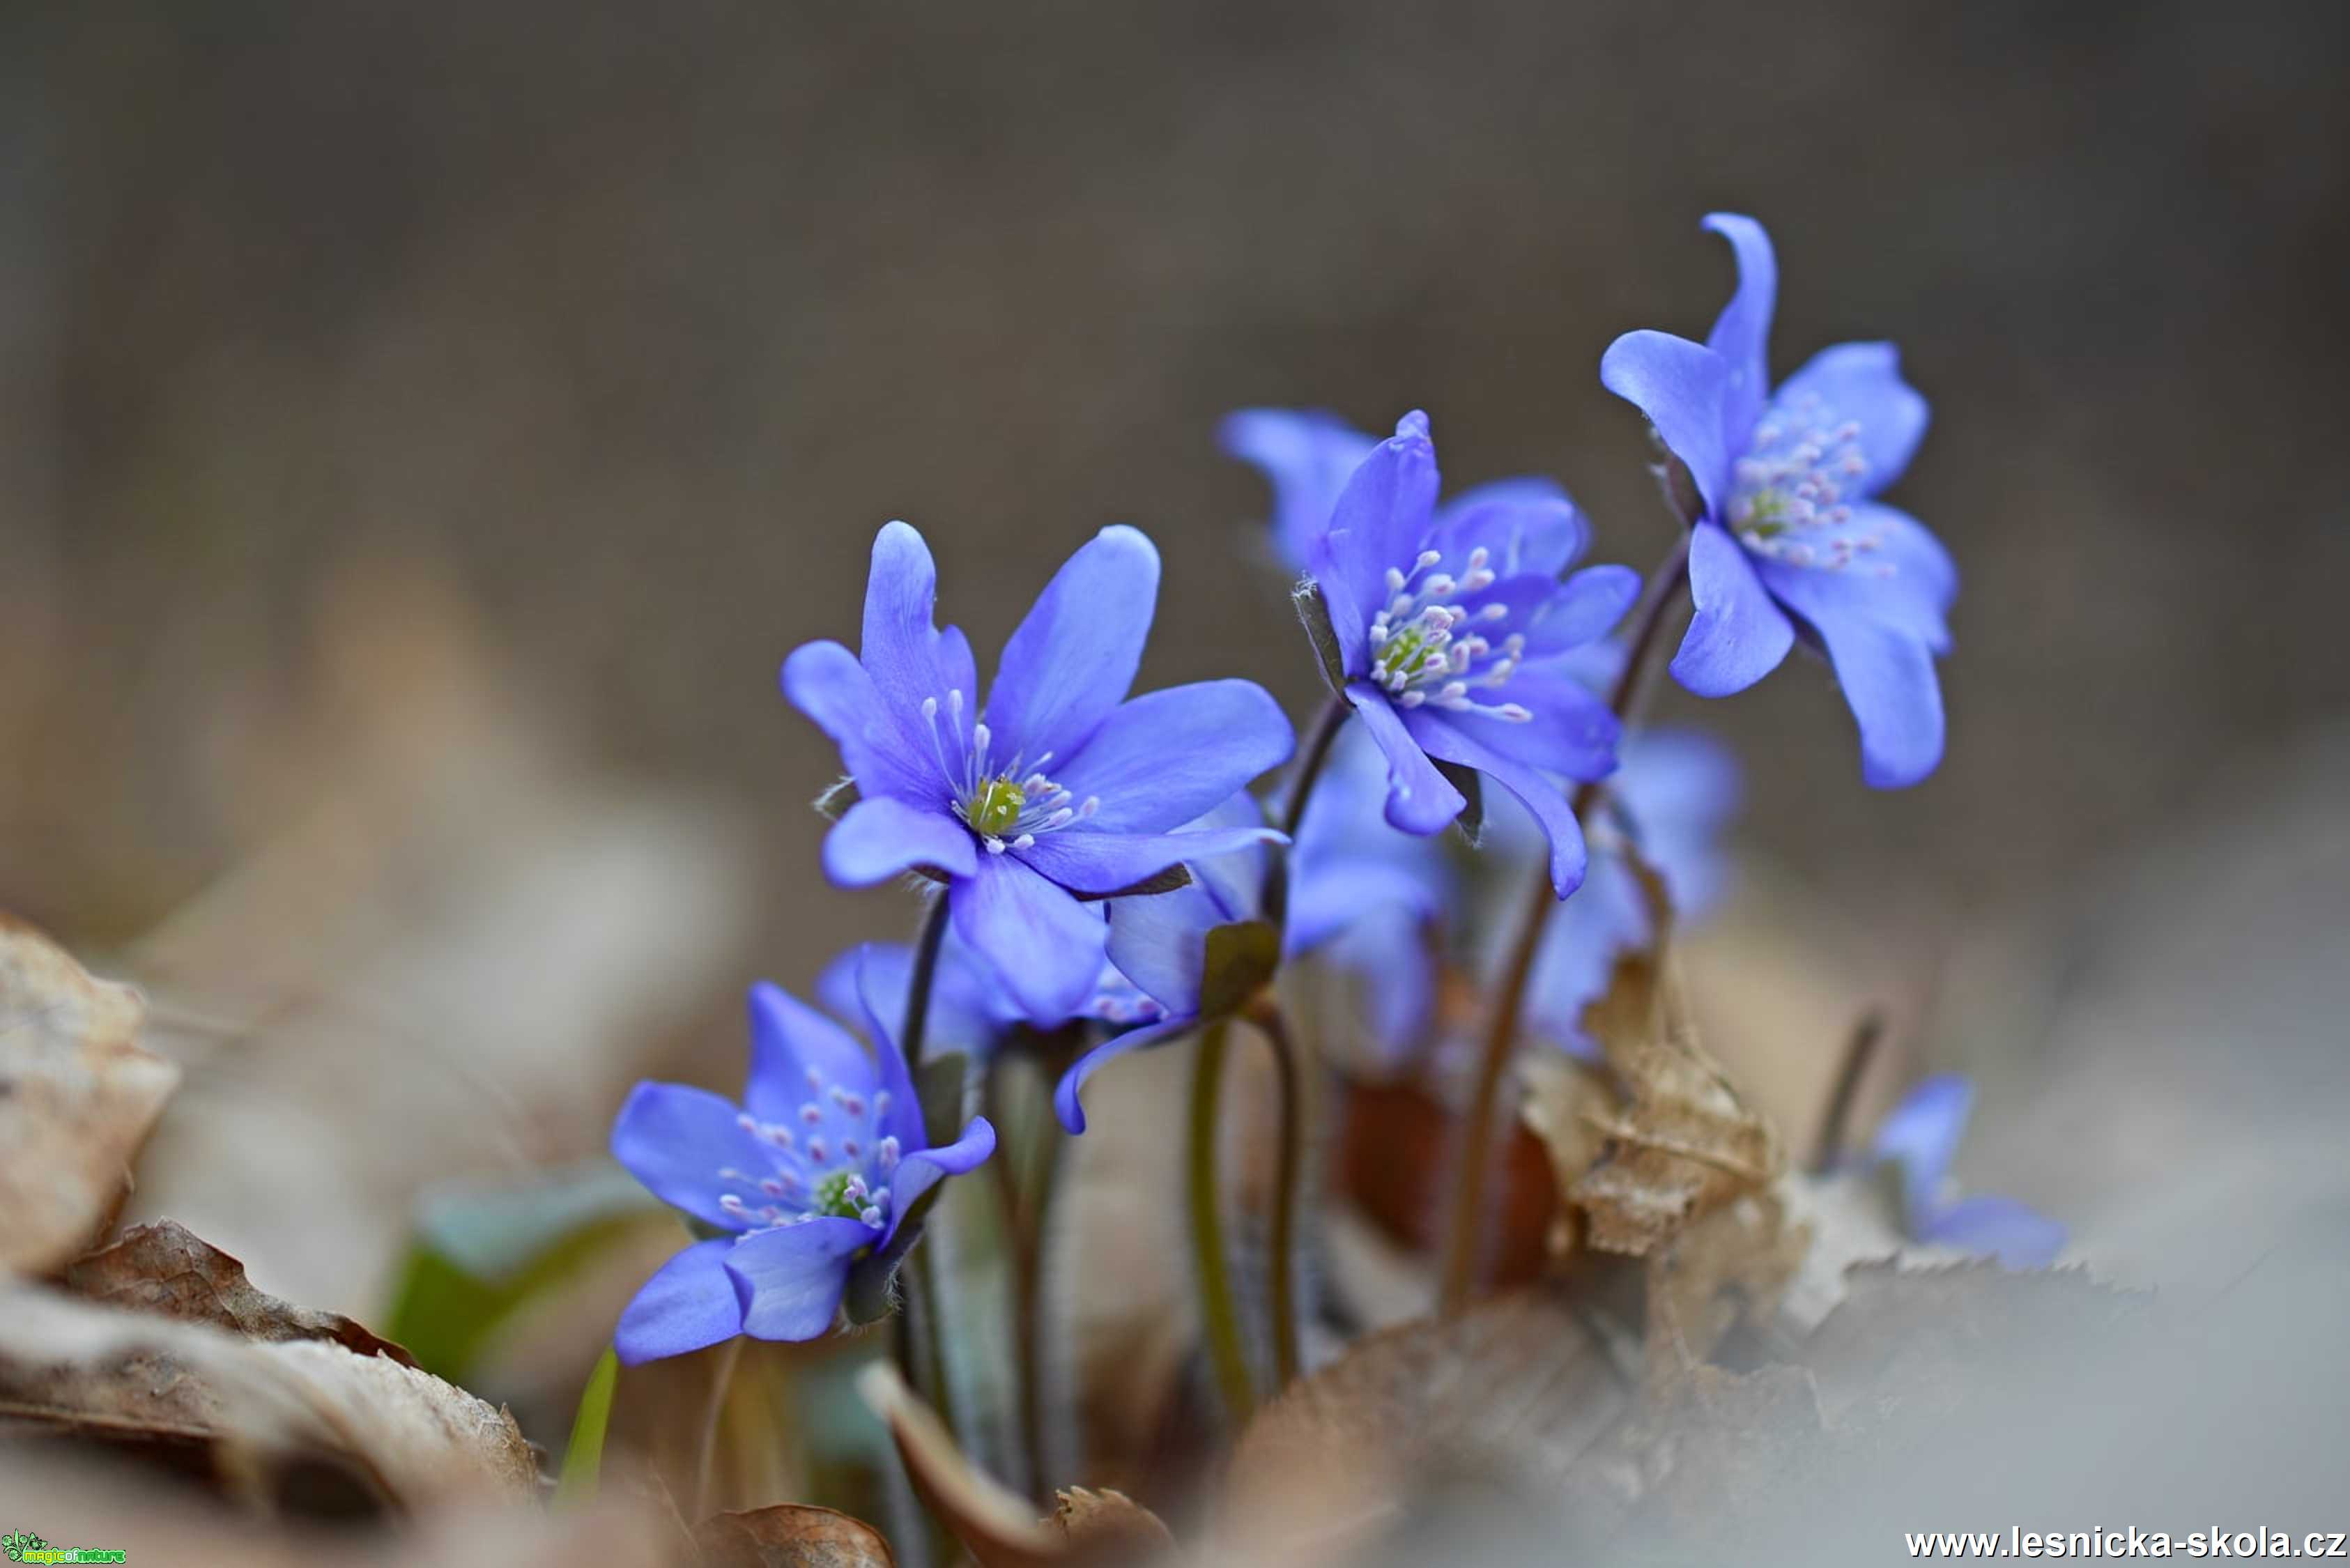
[3, 1, 2348, 1309]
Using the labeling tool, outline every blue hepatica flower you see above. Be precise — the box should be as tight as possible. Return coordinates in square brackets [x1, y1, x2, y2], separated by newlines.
[1514, 729, 1742, 1053]
[1601, 213, 1955, 788]
[1287, 725, 1452, 1063]
[609, 969, 996, 1362]
[1222, 407, 1576, 577]
[817, 929, 1028, 1063]
[783, 522, 1295, 1021]
[1871, 1074, 2065, 1268]
[1301, 412, 1643, 896]
[1052, 778, 1449, 1132]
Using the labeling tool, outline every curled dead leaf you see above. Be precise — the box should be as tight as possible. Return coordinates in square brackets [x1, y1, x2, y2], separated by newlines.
[0, 1279, 536, 1513]
[1567, 942, 1780, 1256]
[1047, 1488, 1175, 1560]
[694, 1502, 897, 1567]
[857, 1362, 1173, 1568]
[0, 914, 180, 1273]
[67, 1218, 418, 1366]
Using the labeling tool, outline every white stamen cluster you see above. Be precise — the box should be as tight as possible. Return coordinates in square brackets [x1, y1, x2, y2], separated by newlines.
[1365, 546, 1532, 720]
[919, 689, 1101, 854]
[1729, 393, 1893, 574]
[718, 1072, 900, 1233]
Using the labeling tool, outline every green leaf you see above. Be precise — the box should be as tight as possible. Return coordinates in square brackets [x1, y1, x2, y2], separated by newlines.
[383, 1161, 668, 1381]
[1292, 579, 1351, 696]
[1199, 919, 1282, 1022]
[553, 1346, 620, 1507]
[1434, 760, 1484, 847]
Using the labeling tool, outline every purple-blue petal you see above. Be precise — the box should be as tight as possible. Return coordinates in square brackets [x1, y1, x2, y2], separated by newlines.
[1779, 593, 1946, 789]
[1769, 341, 1929, 499]
[820, 935, 1020, 1066]
[614, 1238, 744, 1365]
[949, 854, 1109, 1022]
[744, 981, 877, 1125]
[1287, 860, 1439, 955]
[1103, 876, 1229, 1016]
[821, 796, 978, 887]
[840, 946, 932, 1158]
[860, 523, 974, 748]
[1461, 666, 1620, 783]
[1871, 1073, 1974, 1231]
[1918, 1194, 2067, 1270]
[1522, 855, 1645, 1047]
[1671, 521, 1796, 698]
[1220, 408, 1378, 571]
[1015, 824, 1282, 898]
[890, 1114, 997, 1211]
[1402, 707, 1588, 898]
[723, 1217, 873, 1342]
[1429, 479, 1585, 578]
[1762, 502, 1955, 652]
[984, 525, 1160, 764]
[1316, 413, 1441, 642]
[1599, 330, 1733, 520]
[1344, 683, 1468, 836]
[1053, 1013, 1199, 1133]
[781, 640, 935, 804]
[610, 1082, 774, 1230]
[1323, 910, 1436, 1064]
[1700, 213, 1779, 447]
[1052, 680, 1296, 834]
[1521, 564, 1645, 658]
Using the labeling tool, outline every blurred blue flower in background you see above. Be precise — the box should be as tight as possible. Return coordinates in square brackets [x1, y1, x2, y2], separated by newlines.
[1602, 213, 1955, 788]
[1513, 729, 1742, 1053]
[1871, 1073, 2065, 1268]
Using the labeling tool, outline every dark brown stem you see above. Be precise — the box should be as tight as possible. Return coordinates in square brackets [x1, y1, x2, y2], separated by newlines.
[1810, 1008, 1886, 1175]
[1436, 533, 1692, 1316]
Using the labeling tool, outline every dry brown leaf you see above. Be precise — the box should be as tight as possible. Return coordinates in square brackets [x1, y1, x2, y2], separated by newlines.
[1225, 1288, 1628, 1560]
[857, 1362, 1174, 1568]
[0, 1450, 678, 1568]
[0, 1279, 536, 1511]
[0, 914, 181, 1273]
[1643, 1187, 1810, 1380]
[66, 1218, 418, 1366]
[1568, 942, 1780, 1256]
[694, 1502, 897, 1567]
[1046, 1488, 1176, 1560]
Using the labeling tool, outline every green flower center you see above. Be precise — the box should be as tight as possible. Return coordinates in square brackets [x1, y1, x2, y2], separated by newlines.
[809, 1170, 863, 1220]
[966, 775, 1027, 838]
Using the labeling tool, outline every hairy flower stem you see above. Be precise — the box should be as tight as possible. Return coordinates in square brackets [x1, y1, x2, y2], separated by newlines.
[1186, 1020, 1257, 1422]
[1262, 691, 1352, 928]
[1245, 994, 1307, 1391]
[893, 892, 957, 1447]
[985, 1056, 1061, 1502]
[899, 893, 953, 1067]
[1436, 532, 1693, 1316]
